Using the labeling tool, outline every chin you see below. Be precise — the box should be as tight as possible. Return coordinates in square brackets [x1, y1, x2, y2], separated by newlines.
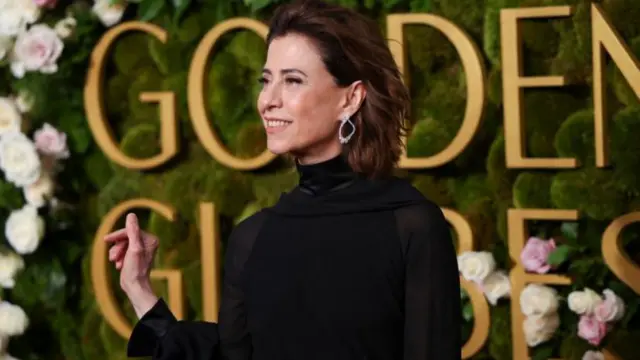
[266, 138, 293, 155]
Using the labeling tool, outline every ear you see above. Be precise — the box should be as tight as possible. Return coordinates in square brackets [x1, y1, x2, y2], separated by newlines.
[340, 80, 366, 119]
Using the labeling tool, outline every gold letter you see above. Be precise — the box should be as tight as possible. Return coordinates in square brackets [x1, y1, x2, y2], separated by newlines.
[199, 202, 222, 322]
[602, 212, 640, 295]
[501, 6, 577, 169]
[508, 209, 575, 360]
[442, 209, 489, 358]
[188, 18, 275, 170]
[592, 3, 640, 167]
[386, 14, 487, 169]
[84, 22, 178, 169]
[91, 199, 183, 339]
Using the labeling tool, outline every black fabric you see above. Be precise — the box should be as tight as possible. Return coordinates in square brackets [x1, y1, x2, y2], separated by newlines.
[127, 154, 461, 360]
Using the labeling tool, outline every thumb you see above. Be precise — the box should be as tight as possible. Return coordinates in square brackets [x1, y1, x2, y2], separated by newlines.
[125, 213, 142, 253]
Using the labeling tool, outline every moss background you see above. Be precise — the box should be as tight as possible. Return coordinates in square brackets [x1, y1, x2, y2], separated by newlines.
[1, 0, 640, 359]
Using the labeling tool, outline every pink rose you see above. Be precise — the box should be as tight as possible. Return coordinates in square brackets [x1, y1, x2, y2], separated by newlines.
[33, 0, 57, 9]
[594, 289, 625, 323]
[34, 123, 69, 160]
[520, 237, 556, 274]
[577, 315, 608, 346]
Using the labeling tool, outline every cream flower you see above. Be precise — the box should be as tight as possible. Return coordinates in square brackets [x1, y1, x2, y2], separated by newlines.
[14, 90, 34, 113]
[5, 205, 45, 254]
[523, 313, 560, 347]
[10, 24, 64, 78]
[582, 350, 605, 360]
[520, 283, 559, 316]
[457, 251, 496, 284]
[54, 16, 77, 39]
[0, 131, 41, 187]
[568, 288, 603, 316]
[0, 301, 29, 336]
[23, 172, 54, 207]
[0, 0, 41, 36]
[480, 270, 511, 305]
[0, 252, 25, 288]
[92, 0, 126, 27]
[0, 98, 22, 135]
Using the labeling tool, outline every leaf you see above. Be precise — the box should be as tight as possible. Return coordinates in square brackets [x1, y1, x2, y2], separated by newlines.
[462, 301, 474, 321]
[410, 0, 431, 12]
[382, 0, 402, 9]
[246, 0, 274, 12]
[560, 221, 579, 243]
[138, 0, 167, 22]
[531, 344, 554, 360]
[70, 126, 90, 154]
[547, 244, 572, 266]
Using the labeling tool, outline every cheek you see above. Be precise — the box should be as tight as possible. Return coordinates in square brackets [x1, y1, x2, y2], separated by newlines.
[285, 89, 335, 133]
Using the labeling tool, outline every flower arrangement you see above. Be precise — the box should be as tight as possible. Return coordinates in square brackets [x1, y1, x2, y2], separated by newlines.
[457, 234, 632, 356]
[457, 251, 511, 305]
[0, 93, 69, 359]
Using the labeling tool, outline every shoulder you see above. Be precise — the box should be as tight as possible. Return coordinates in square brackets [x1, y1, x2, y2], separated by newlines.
[388, 176, 448, 233]
[227, 209, 269, 253]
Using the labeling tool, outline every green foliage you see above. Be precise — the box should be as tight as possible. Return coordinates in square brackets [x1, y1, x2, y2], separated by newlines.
[2, 0, 640, 359]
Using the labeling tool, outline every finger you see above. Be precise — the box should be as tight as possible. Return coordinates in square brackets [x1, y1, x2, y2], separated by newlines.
[108, 242, 127, 261]
[126, 213, 142, 252]
[104, 228, 128, 243]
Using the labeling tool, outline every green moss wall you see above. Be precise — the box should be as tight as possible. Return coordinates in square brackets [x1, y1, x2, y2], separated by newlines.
[4, 0, 640, 359]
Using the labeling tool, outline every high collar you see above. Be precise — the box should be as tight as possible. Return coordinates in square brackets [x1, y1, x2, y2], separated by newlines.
[295, 154, 359, 196]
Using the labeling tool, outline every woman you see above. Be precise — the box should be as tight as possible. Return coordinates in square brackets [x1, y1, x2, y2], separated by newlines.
[105, 0, 462, 359]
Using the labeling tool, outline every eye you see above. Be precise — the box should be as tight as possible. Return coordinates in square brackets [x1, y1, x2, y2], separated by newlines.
[285, 77, 302, 85]
[258, 76, 269, 85]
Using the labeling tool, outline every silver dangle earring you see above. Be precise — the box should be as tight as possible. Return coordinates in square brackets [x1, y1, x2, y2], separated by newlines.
[338, 115, 355, 144]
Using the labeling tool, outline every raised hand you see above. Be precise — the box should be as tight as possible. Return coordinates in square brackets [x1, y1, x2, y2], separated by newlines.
[105, 212, 160, 318]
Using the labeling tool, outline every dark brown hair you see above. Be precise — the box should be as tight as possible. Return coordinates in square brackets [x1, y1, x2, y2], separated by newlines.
[267, 0, 412, 178]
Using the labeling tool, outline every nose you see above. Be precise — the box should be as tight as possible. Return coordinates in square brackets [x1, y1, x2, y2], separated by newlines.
[259, 81, 283, 111]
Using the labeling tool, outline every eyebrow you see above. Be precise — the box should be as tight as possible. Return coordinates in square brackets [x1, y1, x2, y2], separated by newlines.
[262, 68, 308, 77]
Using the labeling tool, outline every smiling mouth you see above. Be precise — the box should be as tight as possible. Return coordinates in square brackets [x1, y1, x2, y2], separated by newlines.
[265, 119, 292, 128]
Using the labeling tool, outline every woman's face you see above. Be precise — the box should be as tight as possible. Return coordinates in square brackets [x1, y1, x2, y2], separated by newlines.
[257, 33, 364, 164]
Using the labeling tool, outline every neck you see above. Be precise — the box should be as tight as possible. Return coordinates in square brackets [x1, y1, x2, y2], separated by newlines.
[295, 153, 359, 196]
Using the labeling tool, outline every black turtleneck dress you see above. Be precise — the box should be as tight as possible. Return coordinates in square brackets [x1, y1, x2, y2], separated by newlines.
[126, 155, 461, 360]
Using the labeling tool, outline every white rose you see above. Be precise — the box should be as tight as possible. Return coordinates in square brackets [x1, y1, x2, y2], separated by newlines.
[0, 252, 25, 288]
[457, 251, 496, 283]
[0, 35, 12, 61]
[5, 205, 45, 254]
[0, 131, 41, 187]
[23, 172, 54, 208]
[0, 301, 29, 336]
[481, 270, 511, 305]
[10, 24, 64, 78]
[582, 350, 605, 360]
[594, 288, 625, 322]
[0, 98, 22, 135]
[520, 284, 559, 316]
[523, 313, 560, 347]
[92, 0, 126, 27]
[54, 16, 76, 39]
[568, 288, 603, 315]
[0, 0, 41, 36]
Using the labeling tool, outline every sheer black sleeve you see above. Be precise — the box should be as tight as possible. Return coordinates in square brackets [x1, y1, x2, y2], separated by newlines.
[126, 211, 266, 360]
[395, 202, 462, 360]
